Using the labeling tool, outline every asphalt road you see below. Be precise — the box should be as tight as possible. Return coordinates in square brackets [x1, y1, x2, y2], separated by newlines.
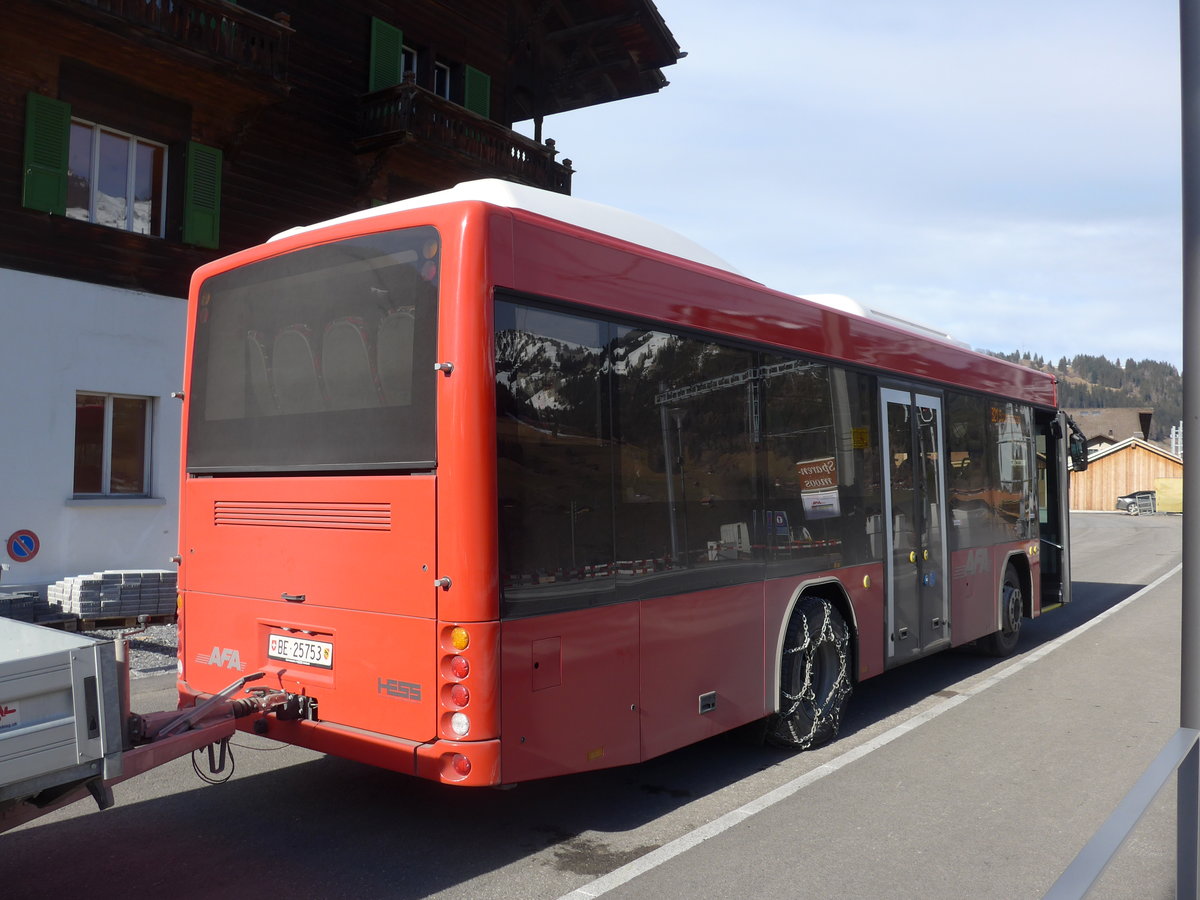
[1, 513, 1183, 899]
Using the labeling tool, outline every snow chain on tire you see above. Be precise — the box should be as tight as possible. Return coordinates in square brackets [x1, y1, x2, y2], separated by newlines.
[768, 596, 852, 750]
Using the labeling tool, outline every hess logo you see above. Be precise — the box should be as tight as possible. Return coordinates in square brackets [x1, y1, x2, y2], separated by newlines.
[196, 646, 245, 671]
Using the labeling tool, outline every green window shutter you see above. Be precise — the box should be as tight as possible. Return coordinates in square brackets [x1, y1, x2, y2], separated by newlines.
[183, 141, 222, 249]
[369, 18, 403, 92]
[464, 66, 491, 118]
[23, 93, 70, 215]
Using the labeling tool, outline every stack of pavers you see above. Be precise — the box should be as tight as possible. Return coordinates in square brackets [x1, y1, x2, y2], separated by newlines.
[48, 569, 178, 623]
[0, 590, 51, 622]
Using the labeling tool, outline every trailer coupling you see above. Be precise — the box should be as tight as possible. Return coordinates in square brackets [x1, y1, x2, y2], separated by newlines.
[1, 670, 287, 836]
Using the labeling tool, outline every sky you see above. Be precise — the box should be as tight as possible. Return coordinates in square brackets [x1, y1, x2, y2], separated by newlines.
[516, 0, 1183, 368]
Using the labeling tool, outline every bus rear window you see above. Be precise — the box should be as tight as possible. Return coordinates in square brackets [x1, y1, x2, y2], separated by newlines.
[187, 227, 439, 472]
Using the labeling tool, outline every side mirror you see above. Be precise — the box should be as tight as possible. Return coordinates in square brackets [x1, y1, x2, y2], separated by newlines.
[1068, 436, 1088, 472]
[1063, 414, 1088, 472]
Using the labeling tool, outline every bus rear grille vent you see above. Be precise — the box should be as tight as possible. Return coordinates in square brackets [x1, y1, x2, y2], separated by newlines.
[214, 501, 392, 531]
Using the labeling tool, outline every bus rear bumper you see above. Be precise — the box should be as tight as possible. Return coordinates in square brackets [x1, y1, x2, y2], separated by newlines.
[179, 679, 500, 785]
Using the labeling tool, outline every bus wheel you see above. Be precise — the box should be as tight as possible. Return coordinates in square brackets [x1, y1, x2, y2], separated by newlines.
[981, 565, 1023, 657]
[767, 596, 852, 750]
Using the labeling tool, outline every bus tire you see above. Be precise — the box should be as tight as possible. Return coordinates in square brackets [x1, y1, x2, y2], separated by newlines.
[981, 564, 1023, 657]
[767, 595, 852, 750]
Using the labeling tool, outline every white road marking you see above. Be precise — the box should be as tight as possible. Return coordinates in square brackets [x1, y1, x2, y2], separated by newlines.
[559, 563, 1183, 900]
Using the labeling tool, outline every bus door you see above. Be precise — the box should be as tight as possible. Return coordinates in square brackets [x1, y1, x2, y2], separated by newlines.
[880, 387, 950, 663]
[1036, 409, 1076, 610]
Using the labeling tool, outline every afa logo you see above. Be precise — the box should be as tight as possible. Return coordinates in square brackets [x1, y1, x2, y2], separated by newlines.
[953, 548, 992, 580]
[196, 646, 245, 671]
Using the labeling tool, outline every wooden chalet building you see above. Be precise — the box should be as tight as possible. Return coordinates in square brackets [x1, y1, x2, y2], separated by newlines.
[1069, 437, 1183, 512]
[0, 0, 681, 590]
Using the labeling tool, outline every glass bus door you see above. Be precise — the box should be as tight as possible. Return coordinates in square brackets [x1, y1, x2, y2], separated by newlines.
[880, 387, 950, 664]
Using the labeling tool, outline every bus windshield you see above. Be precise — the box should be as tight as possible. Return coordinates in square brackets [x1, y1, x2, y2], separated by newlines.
[186, 227, 440, 473]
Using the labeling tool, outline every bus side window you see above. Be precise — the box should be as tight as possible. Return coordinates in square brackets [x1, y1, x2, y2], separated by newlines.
[760, 360, 878, 570]
[946, 392, 991, 550]
[495, 300, 616, 615]
[614, 328, 758, 584]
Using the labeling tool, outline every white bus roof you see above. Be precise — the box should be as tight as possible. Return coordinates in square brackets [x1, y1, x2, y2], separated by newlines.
[799, 293, 969, 347]
[269, 178, 743, 275]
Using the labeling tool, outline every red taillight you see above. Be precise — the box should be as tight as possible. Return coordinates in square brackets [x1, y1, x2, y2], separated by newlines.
[450, 683, 470, 707]
[452, 753, 472, 777]
[449, 655, 469, 678]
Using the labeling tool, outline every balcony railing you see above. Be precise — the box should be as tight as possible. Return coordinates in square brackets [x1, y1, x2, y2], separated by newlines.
[69, 0, 291, 82]
[359, 80, 573, 195]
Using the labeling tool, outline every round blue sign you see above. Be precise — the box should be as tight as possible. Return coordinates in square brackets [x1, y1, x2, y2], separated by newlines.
[7, 530, 39, 562]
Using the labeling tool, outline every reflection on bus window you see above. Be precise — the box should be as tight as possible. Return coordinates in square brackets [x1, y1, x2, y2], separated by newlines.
[495, 295, 884, 618]
[496, 301, 616, 613]
[945, 392, 1037, 548]
[761, 358, 881, 574]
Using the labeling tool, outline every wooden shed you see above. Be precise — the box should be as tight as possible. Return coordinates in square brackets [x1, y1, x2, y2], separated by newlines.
[1070, 437, 1183, 511]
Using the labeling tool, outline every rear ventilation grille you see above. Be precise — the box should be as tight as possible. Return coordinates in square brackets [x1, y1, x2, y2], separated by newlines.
[214, 501, 391, 531]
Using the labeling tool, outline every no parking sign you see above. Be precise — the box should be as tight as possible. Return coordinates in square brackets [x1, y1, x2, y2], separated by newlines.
[6, 530, 39, 562]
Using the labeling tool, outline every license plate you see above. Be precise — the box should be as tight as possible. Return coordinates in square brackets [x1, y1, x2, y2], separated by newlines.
[267, 634, 333, 669]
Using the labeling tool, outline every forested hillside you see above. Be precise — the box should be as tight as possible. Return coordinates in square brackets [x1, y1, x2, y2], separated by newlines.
[985, 351, 1182, 443]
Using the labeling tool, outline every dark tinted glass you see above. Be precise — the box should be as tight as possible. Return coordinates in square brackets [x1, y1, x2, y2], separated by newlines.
[945, 392, 1037, 546]
[495, 295, 884, 619]
[614, 325, 760, 598]
[989, 401, 1037, 540]
[187, 228, 439, 472]
[496, 301, 616, 613]
[946, 392, 992, 548]
[760, 358, 882, 573]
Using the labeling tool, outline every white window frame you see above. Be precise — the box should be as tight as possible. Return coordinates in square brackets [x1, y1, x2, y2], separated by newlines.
[434, 61, 451, 99]
[72, 392, 154, 498]
[68, 118, 168, 237]
[402, 45, 418, 77]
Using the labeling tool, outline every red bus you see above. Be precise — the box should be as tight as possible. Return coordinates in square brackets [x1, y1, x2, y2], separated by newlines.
[176, 180, 1085, 785]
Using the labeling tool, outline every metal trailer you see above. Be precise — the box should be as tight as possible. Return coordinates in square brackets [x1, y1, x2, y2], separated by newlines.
[0, 617, 265, 834]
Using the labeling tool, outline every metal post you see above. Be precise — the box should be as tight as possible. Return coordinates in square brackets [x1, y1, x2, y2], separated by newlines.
[1181, 739, 1200, 898]
[1181, 0, 1200, 893]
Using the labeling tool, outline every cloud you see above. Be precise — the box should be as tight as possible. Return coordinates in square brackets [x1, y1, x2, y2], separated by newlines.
[526, 0, 1183, 367]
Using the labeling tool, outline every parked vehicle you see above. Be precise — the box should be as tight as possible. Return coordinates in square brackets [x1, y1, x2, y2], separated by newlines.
[1116, 491, 1156, 515]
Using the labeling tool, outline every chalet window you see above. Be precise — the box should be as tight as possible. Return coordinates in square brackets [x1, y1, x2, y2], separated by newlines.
[22, 93, 222, 249]
[73, 393, 152, 497]
[367, 19, 489, 118]
[67, 119, 166, 237]
[434, 62, 451, 99]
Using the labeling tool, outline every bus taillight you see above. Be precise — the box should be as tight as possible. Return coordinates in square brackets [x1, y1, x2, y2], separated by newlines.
[441, 625, 476, 739]
[444, 753, 472, 779]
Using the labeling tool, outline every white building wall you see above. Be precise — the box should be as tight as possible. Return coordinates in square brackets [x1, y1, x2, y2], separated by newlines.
[0, 268, 185, 590]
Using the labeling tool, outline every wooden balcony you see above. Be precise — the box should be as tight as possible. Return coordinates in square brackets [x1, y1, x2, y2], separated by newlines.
[59, 0, 291, 83]
[358, 79, 573, 195]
